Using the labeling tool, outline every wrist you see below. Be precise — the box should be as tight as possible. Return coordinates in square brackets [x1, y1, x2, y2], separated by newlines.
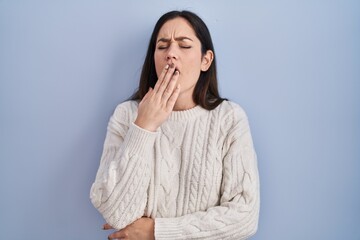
[134, 118, 158, 132]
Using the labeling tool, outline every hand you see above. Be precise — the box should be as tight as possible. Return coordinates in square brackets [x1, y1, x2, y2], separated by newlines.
[134, 63, 180, 131]
[103, 217, 155, 240]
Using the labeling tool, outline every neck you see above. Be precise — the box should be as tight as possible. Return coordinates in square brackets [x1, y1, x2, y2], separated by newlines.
[173, 88, 196, 111]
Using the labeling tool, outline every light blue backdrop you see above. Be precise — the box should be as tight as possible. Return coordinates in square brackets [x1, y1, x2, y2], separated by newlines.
[0, 1, 359, 239]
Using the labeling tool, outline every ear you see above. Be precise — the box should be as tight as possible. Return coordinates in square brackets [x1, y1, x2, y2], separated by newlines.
[201, 50, 214, 72]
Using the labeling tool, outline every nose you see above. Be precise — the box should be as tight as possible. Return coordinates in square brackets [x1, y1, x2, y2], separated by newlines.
[166, 43, 178, 61]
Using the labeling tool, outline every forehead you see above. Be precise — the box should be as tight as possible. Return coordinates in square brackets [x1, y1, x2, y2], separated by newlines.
[157, 17, 197, 39]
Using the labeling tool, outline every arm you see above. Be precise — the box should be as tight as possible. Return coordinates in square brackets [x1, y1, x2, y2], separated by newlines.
[90, 103, 158, 230]
[155, 106, 260, 239]
[91, 63, 181, 231]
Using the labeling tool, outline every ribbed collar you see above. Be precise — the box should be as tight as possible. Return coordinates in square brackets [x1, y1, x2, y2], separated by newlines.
[168, 105, 208, 121]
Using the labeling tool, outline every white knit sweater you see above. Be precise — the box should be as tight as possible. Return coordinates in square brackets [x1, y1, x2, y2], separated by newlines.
[90, 100, 260, 239]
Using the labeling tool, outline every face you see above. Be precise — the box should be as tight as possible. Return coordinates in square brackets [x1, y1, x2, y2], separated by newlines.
[154, 17, 213, 95]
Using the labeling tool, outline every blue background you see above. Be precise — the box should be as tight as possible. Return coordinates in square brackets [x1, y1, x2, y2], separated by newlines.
[0, 1, 359, 239]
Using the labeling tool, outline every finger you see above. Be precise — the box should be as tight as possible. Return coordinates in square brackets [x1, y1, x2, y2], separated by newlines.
[161, 70, 179, 102]
[156, 63, 176, 95]
[108, 230, 128, 240]
[166, 84, 181, 111]
[153, 64, 170, 92]
[141, 87, 153, 102]
[102, 223, 114, 230]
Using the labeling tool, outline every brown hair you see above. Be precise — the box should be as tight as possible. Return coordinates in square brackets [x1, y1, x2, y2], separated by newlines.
[130, 10, 226, 110]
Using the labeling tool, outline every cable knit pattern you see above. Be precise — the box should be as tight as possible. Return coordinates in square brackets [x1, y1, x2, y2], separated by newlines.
[90, 100, 260, 239]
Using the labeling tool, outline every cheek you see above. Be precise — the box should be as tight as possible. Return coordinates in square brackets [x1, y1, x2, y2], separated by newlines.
[186, 54, 203, 74]
[154, 52, 162, 78]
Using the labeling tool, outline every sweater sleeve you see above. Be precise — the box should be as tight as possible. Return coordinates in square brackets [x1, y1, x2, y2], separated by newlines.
[90, 103, 158, 230]
[154, 105, 260, 239]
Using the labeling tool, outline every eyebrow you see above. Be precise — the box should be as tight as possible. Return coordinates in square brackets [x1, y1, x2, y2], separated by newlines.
[157, 36, 193, 43]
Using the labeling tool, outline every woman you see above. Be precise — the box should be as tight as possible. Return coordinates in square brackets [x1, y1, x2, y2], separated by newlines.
[90, 10, 260, 240]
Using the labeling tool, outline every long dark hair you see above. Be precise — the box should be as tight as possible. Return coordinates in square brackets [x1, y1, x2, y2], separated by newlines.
[130, 10, 226, 110]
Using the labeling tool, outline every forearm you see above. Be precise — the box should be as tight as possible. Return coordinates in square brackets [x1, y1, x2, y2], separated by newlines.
[154, 194, 260, 240]
[90, 122, 157, 229]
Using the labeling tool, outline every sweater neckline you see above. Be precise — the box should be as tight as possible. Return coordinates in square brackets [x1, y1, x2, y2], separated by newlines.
[168, 105, 208, 121]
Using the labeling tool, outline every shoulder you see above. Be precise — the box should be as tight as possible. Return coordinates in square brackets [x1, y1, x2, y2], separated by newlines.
[112, 100, 139, 122]
[113, 100, 139, 115]
[212, 101, 251, 139]
[215, 100, 248, 122]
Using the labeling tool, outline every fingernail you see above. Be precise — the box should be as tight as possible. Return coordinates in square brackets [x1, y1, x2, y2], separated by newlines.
[165, 64, 169, 69]
[174, 70, 179, 75]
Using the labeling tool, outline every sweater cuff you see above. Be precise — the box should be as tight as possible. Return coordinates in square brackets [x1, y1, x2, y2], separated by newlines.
[155, 217, 187, 239]
[122, 122, 158, 157]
